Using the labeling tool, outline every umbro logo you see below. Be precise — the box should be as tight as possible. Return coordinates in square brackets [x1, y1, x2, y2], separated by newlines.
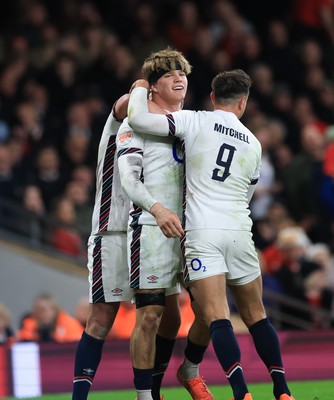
[147, 275, 158, 282]
[83, 368, 94, 376]
[111, 288, 123, 294]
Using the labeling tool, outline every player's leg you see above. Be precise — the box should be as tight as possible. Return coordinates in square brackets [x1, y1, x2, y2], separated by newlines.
[230, 277, 294, 400]
[177, 288, 214, 400]
[131, 290, 166, 400]
[185, 229, 250, 400]
[152, 291, 180, 400]
[72, 302, 119, 400]
[189, 275, 250, 400]
[130, 225, 180, 400]
[72, 233, 131, 400]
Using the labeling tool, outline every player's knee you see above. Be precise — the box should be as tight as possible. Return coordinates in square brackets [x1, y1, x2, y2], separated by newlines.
[85, 320, 111, 340]
[135, 292, 166, 309]
[85, 304, 118, 339]
[240, 308, 266, 328]
[135, 292, 165, 332]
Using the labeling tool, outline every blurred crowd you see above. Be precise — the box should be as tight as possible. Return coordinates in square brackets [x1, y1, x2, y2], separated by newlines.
[0, 288, 211, 344]
[1, 0, 334, 332]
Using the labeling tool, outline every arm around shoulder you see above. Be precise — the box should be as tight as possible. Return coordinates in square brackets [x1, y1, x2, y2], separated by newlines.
[127, 87, 170, 137]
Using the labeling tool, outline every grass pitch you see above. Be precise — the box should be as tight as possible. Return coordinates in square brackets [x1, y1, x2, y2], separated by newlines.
[7, 380, 334, 399]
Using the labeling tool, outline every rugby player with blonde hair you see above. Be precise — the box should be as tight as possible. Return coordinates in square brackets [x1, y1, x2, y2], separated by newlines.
[117, 47, 213, 400]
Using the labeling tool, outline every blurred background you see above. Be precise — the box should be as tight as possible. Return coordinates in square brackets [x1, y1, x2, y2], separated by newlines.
[1, 0, 334, 341]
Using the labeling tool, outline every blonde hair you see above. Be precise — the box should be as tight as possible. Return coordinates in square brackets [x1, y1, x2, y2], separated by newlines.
[142, 46, 192, 83]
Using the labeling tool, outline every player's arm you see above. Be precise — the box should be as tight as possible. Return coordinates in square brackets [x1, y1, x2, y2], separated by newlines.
[247, 145, 262, 203]
[104, 93, 130, 137]
[247, 181, 257, 203]
[117, 126, 157, 213]
[128, 80, 178, 137]
[117, 147, 183, 238]
[117, 124, 183, 238]
[112, 93, 130, 122]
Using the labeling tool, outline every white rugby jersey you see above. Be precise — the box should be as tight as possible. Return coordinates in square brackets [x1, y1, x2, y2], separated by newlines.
[128, 87, 262, 231]
[116, 117, 184, 226]
[90, 111, 130, 234]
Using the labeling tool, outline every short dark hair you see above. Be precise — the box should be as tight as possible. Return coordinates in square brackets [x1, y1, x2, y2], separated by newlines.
[211, 69, 252, 104]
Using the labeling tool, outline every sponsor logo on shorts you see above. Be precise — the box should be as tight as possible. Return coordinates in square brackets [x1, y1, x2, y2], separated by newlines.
[147, 275, 158, 283]
[111, 288, 123, 295]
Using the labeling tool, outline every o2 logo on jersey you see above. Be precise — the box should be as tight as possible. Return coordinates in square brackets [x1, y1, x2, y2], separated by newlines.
[190, 258, 207, 272]
[172, 139, 184, 164]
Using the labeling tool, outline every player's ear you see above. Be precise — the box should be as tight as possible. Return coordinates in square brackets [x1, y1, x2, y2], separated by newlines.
[151, 83, 158, 94]
[238, 95, 248, 117]
[237, 95, 243, 110]
[210, 91, 215, 106]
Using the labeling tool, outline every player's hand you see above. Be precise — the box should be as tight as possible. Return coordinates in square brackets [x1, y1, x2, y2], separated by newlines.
[150, 203, 184, 238]
[130, 79, 149, 92]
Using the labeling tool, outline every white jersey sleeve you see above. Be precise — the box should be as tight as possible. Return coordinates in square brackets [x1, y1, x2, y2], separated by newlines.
[116, 119, 158, 213]
[90, 110, 131, 234]
[128, 87, 171, 137]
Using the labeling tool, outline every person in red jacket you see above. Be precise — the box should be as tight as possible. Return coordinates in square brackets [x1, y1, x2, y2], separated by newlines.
[17, 293, 83, 343]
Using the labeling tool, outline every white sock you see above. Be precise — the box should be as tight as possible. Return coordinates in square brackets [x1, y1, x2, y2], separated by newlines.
[180, 357, 200, 380]
[136, 389, 153, 400]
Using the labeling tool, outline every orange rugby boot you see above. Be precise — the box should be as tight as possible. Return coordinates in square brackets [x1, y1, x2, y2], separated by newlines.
[230, 393, 253, 400]
[177, 365, 214, 400]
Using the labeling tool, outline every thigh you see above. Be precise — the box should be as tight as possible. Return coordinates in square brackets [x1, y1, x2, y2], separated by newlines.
[190, 275, 230, 324]
[229, 275, 267, 327]
[87, 233, 133, 303]
[128, 225, 181, 289]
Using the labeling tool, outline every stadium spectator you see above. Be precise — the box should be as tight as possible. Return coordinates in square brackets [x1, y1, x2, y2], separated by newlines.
[166, 1, 204, 56]
[70, 165, 95, 203]
[0, 302, 15, 345]
[290, 0, 334, 45]
[0, 144, 18, 201]
[24, 146, 68, 212]
[262, 19, 300, 87]
[49, 197, 84, 257]
[22, 184, 46, 217]
[281, 121, 328, 243]
[73, 296, 90, 329]
[271, 226, 333, 329]
[17, 293, 83, 343]
[128, 2, 168, 65]
[307, 242, 334, 292]
[63, 180, 93, 242]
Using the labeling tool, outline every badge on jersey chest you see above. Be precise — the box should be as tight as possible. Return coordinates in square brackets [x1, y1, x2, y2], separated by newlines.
[117, 129, 134, 146]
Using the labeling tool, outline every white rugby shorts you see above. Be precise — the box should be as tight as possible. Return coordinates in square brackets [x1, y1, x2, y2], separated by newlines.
[183, 229, 261, 286]
[128, 224, 182, 290]
[87, 232, 133, 303]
